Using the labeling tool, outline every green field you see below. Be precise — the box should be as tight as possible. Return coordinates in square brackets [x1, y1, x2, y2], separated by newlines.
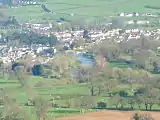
[0, 76, 91, 118]
[0, 68, 159, 119]
[1, 0, 160, 23]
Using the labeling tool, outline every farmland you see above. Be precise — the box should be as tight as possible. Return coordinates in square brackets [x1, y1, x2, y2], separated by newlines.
[0, 76, 154, 118]
[0, 0, 160, 119]
[0, 37, 160, 119]
[0, 30, 160, 119]
[0, 57, 159, 119]
[1, 0, 160, 23]
[58, 110, 160, 120]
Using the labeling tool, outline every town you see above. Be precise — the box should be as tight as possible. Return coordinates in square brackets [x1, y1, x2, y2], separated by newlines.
[0, 0, 160, 120]
[1, 21, 160, 64]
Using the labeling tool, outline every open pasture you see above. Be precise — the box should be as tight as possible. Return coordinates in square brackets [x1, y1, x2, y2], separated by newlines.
[1, 0, 160, 22]
[0, 73, 159, 119]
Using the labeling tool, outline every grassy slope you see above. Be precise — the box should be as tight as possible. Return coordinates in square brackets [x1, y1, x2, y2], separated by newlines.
[0, 0, 160, 22]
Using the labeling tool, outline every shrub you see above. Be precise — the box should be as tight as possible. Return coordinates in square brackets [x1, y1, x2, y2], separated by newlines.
[134, 87, 145, 96]
[144, 5, 160, 10]
[52, 103, 59, 108]
[97, 102, 107, 109]
[119, 91, 128, 97]
[131, 112, 154, 120]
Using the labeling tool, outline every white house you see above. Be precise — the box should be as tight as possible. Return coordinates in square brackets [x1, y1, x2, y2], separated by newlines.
[137, 21, 150, 25]
[135, 13, 140, 17]
[127, 20, 135, 25]
[126, 13, 133, 17]
[120, 13, 125, 17]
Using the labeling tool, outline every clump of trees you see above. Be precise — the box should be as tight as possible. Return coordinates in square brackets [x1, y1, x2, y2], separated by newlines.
[41, 4, 51, 13]
[0, 88, 53, 120]
[5, 31, 58, 46]
[73, 37, 160, 111]
[144, 5, 160, 10]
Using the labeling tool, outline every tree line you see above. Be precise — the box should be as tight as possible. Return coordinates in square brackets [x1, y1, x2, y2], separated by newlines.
[4, 31, 58, 46]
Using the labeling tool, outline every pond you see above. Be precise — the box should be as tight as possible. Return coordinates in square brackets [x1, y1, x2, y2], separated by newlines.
[66, 51, 94, 65]
[76, 54, 94, 65]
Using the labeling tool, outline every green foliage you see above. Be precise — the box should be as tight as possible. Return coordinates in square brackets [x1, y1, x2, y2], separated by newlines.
[48, 35, 57, 47]
[144, 5, 160, 10]
[83, 30, 90, 39]
[6, 31, 58, 46]
[32, 64, 44, 76]
[97, 101, 106, 108]
[97, 40, 120, 61]
[41, 4, 51, 13]
[119, 90, 128, 97]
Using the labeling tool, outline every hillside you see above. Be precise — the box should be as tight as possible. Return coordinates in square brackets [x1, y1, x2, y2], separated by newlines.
[0, 0, 160, 23]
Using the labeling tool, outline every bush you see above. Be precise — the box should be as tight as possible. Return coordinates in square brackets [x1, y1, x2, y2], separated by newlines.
[97, 102, 107, 109]
[134, 87, 146, 96]
[144, 5, 160, 10]
[119, 91, 128, 97]
[52, 103, 59, 108]
[25, 99, 35, 106]
[131, 112, 154, 120]
[32, 64, 44, 76]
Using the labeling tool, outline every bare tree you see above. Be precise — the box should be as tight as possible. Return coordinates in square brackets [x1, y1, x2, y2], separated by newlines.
[24, 86, 37, 106]
[88, 81, 97, 96]
[94, 55, 107, 71]
[80, 96, 95, 109]
[99, 41, 120, 61]
[52, 55, 76, 77]
[14, 66, 27, 87]
[109, 94, 121, 109]
[105, 78, 119, 97]
[132, 49, 156, 70]
[135, 94, 143, 109]
[75, 66, 92, 83]
[112, 67, 124, 80]
[34, 97, 51, 120]
[128, 98, 136, 110]
[0, 90, 28, 120]
[131, 112, 154, 120]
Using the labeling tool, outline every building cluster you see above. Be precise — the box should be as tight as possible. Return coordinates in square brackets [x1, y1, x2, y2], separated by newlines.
[1, 20, 160, 64]
[126, 20, 150, 25]
[11, 0, 38, 6]
[118, 12, 159, 25]
[118, 12, 157, 17]
[0, 0, 38, 6]
[104, 28, 160, 43]
[0, 45, 56, 64]
[53, 28, 160, 43]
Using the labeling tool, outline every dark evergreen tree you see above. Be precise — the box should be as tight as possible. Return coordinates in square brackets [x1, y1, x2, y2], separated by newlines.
[83, 29, 90, 39]
[153, 61, 159, 73]
[48, 35, 57, 47]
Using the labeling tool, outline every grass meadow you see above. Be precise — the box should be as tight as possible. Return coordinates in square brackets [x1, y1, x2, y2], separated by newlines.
[1, 0, 160, 23]
[0, 59, 160, 119]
